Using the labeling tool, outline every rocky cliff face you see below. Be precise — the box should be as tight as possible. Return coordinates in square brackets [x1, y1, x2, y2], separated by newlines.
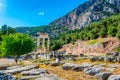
[50, 0, 120, 30]
[60, 37, 120, 55]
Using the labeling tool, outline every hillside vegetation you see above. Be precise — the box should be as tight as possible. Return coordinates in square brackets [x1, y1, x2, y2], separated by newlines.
[16, 25, 69, 39]
[50, 14, 120, 51]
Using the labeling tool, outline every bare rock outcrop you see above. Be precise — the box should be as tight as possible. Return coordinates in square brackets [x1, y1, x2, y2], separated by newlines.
[50, 0, 120, 30]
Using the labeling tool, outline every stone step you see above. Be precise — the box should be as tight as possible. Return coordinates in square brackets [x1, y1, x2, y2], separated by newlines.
[20, 75, 41, 80]
[4, 65, 39, 74]
[21, 69, 48, 76]
[20, 74, 62, 80]
[7, 66, 20, 70]
[21, 74, 61, 80]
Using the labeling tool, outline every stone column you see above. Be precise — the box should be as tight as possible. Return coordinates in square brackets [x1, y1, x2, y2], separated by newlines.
[37, 38, 40, 53]
[47, 38, 50, 52]
[34, 52, 38, 59]
[42, 38, 45, 52]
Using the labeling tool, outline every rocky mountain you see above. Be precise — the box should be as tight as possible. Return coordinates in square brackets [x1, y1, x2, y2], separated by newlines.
[16, 0, 120, 38]
[50, 0, 120, 30]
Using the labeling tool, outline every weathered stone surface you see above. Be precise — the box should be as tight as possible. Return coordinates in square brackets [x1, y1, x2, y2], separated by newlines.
[4, 65, 39, 74]
[84, 66, 104, 76]
[7, 66, 20, 70]
[0, 71, 4, 75]
[112, 52, 119, 57]
[0, 75, 4, 80]
[93, 64, 105, 68]
[49, 62, 60, 66]
[44, 62, 50, 65]
[90, 56, 98, 62]
[117, 56, 120, 63]
[0, 73, 16, 80]
[94, 72, 111, 80]
[108, 75, 120, 80]
[31, 69, 48, 73]
[104, 57, 111, 62]
[98, 57, 104, 61]
[72, 63, 92, 71]
[107, 64, 120, 68]
[21, 71, 31, 76]
[72, 65, 85, 71]
[106, 68, 116, 72]
[81, 63, 92, 67]
[21, 69, 48, 76]
[21, 74, 62, 80]
[110, 57, 117, 63]
[5, 74, 16, 80]
[35, 74, 61, 80]
[20, 75, 41, 80]
[0, 71, 4, 80]
[62, 63, 77, 70]
[70, 57, 77, 61]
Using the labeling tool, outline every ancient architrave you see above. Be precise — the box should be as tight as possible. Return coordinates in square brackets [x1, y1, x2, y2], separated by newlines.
[37, 33, 50, 53]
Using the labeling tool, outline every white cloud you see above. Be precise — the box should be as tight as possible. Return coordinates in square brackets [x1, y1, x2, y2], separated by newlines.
[38, 12, 45, 15]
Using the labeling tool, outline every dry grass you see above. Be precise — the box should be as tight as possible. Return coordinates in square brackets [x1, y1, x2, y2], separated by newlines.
[40, 64, 96, 80]
[39, 58, 120, 80]
[39, 58, 99, 80]
[113, 67, 120, 75]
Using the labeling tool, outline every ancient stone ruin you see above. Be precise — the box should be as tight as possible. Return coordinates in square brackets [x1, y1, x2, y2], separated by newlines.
[37, 33, 50, 53]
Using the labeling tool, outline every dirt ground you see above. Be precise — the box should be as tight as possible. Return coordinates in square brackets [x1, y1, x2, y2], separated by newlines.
[0, 59, 33, 66]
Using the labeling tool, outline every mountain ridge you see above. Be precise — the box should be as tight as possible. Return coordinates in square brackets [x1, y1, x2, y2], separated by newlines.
[50, 0, 120, 29]
[16, 0, 120, 39]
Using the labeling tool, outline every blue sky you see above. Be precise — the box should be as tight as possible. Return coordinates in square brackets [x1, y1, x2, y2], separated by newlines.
[0, 0, 88, 27]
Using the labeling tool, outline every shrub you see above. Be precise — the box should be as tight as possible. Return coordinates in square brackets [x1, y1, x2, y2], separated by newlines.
[108, 26, 117, 37]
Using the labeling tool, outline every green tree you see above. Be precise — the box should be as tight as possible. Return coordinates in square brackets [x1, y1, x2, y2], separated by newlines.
[71, 34, 78, 43]
[99, 27, 107, 38]
[50, 41, 62, 51]
[117, 24, 120, 31]
[108, 26, 117, 37]
[7, 27, 16, 34]
[79, 31, 85, 40]
[88, 31, 95, 39]
[1, 25, 16, 35]
[65, 36, 72, 44]
[83, 32, 89, 40]
[1, 25, 8, 35]
[1, 33, 34, 62]
[0, 32, 2, 41]
[116, 30, 120, 40]
[88, 28, 99, 39]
